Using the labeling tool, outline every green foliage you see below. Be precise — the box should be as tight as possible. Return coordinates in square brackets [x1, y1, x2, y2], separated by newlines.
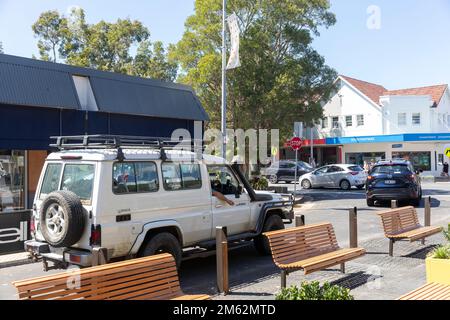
[276, 281, 354, 300]
[250, 176, 269, 191]
[429, 245, 450, 260]
[32, 7, 176, 81]
[0, 41, 3, 54]
[32, 10, 68, 62]
[172, 0, 337, 138]
[443, 223, 450, 242]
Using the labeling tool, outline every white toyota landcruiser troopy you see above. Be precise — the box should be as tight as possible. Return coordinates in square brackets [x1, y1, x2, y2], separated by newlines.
[25, 135, 293, 270]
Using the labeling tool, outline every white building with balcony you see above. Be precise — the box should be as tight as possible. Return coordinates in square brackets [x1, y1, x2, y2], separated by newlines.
[316, 75, 450, 177]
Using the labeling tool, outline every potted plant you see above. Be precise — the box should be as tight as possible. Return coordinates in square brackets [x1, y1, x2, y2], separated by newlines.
[275, 281, 354, 300]
[426, 224, 450, 285]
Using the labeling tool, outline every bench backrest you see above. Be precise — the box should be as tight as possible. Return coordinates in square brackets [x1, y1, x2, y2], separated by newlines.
[12, 253, 182, 300]
[378, 206, 421, 236]
[263, 223, 340, 266]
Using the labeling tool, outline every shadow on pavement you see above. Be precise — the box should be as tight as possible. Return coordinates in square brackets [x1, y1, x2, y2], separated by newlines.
[330, 271, 382, 290]
[179, 245, 279, 295]
[402, 245, 438, 260]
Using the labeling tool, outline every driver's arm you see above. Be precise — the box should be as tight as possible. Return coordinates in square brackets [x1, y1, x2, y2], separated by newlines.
[212, 190, 235, 206]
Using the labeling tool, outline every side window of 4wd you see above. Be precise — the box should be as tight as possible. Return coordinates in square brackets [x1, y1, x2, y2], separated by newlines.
[162, 163, 202, 191]
[40, 163, 62, 199]
[113, 163, 137, 194]
[113, 162, 159, 194]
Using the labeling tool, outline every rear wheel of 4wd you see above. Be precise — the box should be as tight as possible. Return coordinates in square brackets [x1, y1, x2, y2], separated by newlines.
[139, 232, 182, 269]
[39, 190, 85, 248]
[254, 215, 284, 255]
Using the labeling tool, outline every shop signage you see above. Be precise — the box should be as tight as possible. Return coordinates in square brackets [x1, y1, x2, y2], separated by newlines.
[327, 133, 450, 146]
[392, 144, 403, 149]
[0, 210, 31, 255]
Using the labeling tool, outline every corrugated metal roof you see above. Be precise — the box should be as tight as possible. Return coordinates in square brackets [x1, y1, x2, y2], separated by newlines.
[0, 54, 209, 121]
[0, 59, 80, 109]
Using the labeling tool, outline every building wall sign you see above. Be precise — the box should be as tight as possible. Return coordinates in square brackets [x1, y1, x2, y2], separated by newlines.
[0, 210, 31, 255]
[326, 133, 450, 145]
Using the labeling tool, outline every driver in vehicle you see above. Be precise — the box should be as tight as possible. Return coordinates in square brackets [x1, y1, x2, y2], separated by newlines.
[211, 179, 235, 206]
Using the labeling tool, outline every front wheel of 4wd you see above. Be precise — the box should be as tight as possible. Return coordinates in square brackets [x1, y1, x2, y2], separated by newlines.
[139, 232, 182, 269]
[254, 214, 284, 256]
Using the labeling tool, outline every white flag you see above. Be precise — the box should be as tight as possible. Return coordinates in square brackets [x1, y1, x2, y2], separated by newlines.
[226, 13, 241, 70]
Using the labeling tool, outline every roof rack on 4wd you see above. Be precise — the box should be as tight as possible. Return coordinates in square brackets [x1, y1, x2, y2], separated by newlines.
[50, 135, 204, 160]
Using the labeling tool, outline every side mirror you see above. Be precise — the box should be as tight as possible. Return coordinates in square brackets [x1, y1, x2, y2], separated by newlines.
[235, 185, 243, 198]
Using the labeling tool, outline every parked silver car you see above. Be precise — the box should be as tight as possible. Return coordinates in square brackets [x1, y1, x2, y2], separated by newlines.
[300, 164, 367, 190]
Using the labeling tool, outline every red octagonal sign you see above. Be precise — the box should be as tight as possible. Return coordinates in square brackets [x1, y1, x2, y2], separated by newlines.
[289, 137, 303, 151]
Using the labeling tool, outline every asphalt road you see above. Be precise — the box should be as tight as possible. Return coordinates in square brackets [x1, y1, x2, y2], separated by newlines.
[1, 182, 449, 299]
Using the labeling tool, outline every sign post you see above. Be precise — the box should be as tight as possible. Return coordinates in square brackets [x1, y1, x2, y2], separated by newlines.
[289, 137, 303, 199]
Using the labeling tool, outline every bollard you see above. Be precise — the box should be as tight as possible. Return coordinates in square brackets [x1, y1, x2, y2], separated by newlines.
[216, 226, 229, 295]
[349, 207, 358, 248]
[391, 200, 398, 209]
[422, 196, 432, 245]
[425, 196, 431, 227]
[295, 215, 305, 227]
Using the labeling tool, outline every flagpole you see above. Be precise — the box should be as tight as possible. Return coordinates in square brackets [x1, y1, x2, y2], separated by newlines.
[221, 0, 227, 159]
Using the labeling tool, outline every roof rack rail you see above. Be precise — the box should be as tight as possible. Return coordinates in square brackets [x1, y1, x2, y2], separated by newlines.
[50, 135, 204, 152]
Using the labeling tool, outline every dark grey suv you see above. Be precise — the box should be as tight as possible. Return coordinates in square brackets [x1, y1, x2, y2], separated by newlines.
[264, 160, 313, 184]
[366, 160, 422, 207]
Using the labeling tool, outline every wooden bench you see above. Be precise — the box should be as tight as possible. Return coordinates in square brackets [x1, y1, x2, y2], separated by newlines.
[398, 282, 450, 300]
[378, 206, 443, 256]
[264, 222, 366, 288]
[12, 253, 209, 300]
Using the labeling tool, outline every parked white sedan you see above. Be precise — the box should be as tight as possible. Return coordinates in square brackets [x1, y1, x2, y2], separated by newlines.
[300, 164, 367, 190]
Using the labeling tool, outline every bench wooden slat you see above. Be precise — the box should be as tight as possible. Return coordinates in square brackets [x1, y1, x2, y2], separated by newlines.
[12, 253, 209, 300]
[398, 283, 450, 300]
[264, 222, 366, 287]
[390, 226, 443, 241]
[19, 264, 178, 299]
[278, 248, 366, 274]
[378, 206, 444, 256]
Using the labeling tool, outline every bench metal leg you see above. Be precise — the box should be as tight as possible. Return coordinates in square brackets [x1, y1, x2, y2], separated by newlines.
[389, 239, 394, 257]
[281, 270, 288, 289]
[340, 263, 345, 274]
[421, 238, 425, 245]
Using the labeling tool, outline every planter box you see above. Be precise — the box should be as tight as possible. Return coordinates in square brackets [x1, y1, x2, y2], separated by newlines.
[426, 257, 450, 285]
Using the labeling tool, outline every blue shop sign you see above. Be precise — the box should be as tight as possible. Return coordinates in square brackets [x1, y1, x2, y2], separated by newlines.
[326, 133, 450, 145]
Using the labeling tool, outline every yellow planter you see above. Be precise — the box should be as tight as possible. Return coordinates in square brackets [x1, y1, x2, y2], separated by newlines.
[426, 257, 450, 285]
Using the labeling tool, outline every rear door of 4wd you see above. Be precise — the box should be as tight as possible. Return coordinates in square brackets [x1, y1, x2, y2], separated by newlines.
[208, 165, 251, 236]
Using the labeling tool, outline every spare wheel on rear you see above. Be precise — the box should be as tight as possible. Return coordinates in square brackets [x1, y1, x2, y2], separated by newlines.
[39, 190, 85, 248]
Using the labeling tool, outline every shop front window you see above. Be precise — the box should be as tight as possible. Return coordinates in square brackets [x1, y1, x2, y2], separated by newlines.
[0, 150, 26, 212]
[345, 152, 386, 167]
[392, 151, 431, 171]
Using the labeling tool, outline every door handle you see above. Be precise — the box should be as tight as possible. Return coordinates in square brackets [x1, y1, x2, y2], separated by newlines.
[215, 204, 224, 208]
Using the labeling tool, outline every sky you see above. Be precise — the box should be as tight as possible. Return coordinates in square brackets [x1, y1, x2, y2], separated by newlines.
[0, 0, 449, 90]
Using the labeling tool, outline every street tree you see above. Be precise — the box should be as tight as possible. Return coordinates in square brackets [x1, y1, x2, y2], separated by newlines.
[32, 10, 68, 62]
[32, 7, 176, 80]
[173, 0, 337, 139]
[0, 42, 3, 54]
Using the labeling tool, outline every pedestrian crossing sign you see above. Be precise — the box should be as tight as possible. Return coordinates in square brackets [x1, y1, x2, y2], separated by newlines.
[446, 148, 450, 157]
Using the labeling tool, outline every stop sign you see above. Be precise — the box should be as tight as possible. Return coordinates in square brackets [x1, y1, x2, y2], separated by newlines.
[289, 137, 303, 151]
